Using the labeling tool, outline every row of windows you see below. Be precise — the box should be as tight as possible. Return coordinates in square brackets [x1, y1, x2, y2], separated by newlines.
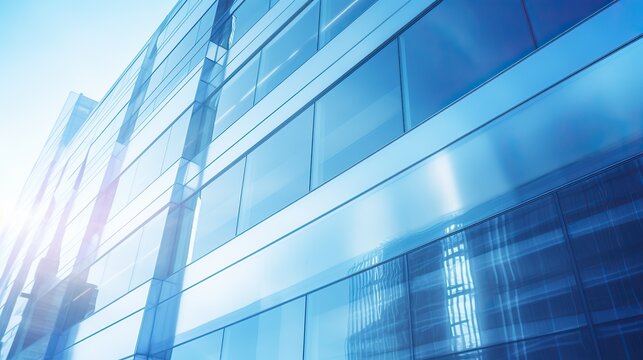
[189, 0, 610, 262]
[158, 156, 643, 359]
[207, 0, 611, 140]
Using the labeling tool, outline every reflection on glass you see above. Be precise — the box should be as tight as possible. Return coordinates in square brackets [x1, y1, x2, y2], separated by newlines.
[558, 158, 643, 324]
[596, 317, 643, 359]
[319, 0, 377, 47]
[212, 55, 260, 138]
[442, 226, 480, 353]
[312, 40, 403, 187]
[191, 160, 245, 261]
[169, 330, 223, 360]
[440, 329, 597, 359]
[304, 257, 412, 359]
[230, 0, 270, 45]
[409, 197, 586, 358]
[256, 2, 320, 101]
[238, 107, 313, 232]
[523, 0, 612, 45]
[399, 0, 534, 129]
[221, 298, 305, 360]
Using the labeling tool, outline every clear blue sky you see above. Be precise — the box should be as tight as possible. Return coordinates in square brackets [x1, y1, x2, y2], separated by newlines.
[0, 0, 177, 226]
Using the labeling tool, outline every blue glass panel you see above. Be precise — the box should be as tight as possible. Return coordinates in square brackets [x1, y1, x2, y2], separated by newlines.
[256, 2, 319, 101]
[192, 160, 245, 261]
[596, 317, 643, 360]
[238, 107, 313, 232]
[312, 40, 403, 187]
[220, 298, 304, 360]
[558, 157, 643, 324]
[130, 131, 170, 197]
[408, 197, 586, 358]
[212, 55, 260, 138]
[230, 0, 270, 45]
[399, 0, 534, 129]
[441, 329, 596, 359]
[304, 257, 412, 360]
[170, 330, 223, 360]
[524, 0, 612, 45]
[319, 0, 377, 47]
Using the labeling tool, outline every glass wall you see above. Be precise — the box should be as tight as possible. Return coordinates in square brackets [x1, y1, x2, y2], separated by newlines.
[238, 107, 314, 232]
[191, 160, 245, 261]
[157, 155, 642, 359]
[311, 40, 404, 187]
[399, 0, 534, 129]
[189, 0, 616, 236]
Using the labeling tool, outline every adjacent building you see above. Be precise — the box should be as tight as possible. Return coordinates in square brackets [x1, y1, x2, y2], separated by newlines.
[0, 0, 641, 358]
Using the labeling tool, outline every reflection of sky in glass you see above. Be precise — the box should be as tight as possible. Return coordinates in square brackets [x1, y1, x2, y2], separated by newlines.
[443, 225, 480, 353]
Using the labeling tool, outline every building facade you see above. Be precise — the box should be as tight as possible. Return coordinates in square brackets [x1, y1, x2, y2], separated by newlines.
[0, 0, 641, 358]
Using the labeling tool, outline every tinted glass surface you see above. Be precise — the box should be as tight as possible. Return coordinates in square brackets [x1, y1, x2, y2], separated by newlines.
[238, 107, 313, 232]
[596, 317, 643, 360]
[408, 197, 586, 358]
[312, 40, 403, 187]
[256, 2, 319, 101]
[220, 298, 305, 360]
[304, 257, 412, 360]
[558, 158, 643, 324]
[170, 330, 223, 360]
[212, 55, 260, 138]
[439, 329, 597, 360]
[230, 0, 270, 45]
[192, 160, 245, 261]
[319, 0, 377, 47]
[399, 0, 534, 129]
[524, 0, 612, 45]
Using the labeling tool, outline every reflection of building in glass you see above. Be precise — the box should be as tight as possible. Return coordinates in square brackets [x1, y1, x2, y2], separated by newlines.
[346, 254, 407, 359]
[0, 0, 640, 358]
[443, 225, 480, 353]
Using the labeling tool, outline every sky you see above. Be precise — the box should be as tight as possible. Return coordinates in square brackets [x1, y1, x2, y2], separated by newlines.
[0, 0, 177, 227]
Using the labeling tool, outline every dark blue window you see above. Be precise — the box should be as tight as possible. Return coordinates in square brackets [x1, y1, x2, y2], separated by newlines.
[596, 317, 643, 360]
[399, 0, 534, 129]
[319, 0, 377, 47]
[558, 158, 643, 324]
[523, 0, 612, 45]
[312, 40, 403, 187]
[408, 197, 586, 358]
[304, 257, 412, 359]
[439, 329, 596, 359]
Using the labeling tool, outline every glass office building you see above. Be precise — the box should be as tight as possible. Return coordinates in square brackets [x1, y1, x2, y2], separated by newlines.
[0, 0, 641, 358]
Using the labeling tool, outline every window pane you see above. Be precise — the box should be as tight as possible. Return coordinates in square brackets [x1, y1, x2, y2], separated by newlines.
[192, 160, 245, 261]
[408, 197, 586, 358]
[399, 0, 534, 129]
[169, 330, 223, 360]
[221, 298, 305, 360]
[230, 0, 270, 45]
[596, 317, 643, 360]
[238, 107, 313, 232]
[439, 330, 597, 360]
[524, 0, 612, 45]
[256, 2, 320, 101]
[312, 40, 403, 187]
[212, 55, 260, 138]
[558, 157, 643, 324]
[319, 0, 377, 47]
[304, 257, 412, 360]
